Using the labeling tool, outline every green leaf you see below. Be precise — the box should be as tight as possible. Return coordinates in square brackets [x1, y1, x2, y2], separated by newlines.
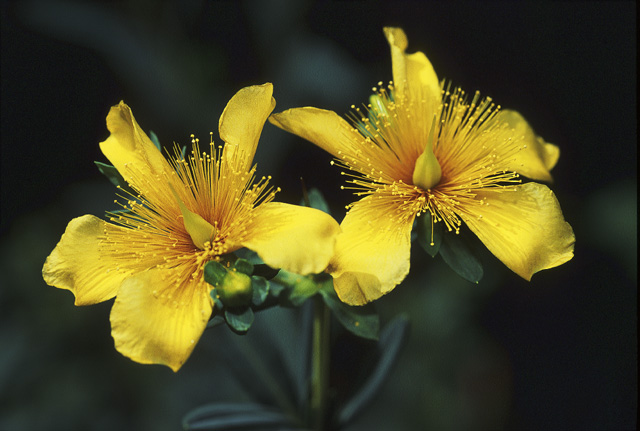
[439, 231, 483, 283]
[94, 161, 133, 193]
[233, 258, 254, 276]
[224, 308, 254, 335]
[182, 402, 295, 431]
[204, 260, 227, 287]
[149, 130, 161, 151]
[337, 315, 410, 427]
[251, 276, 269, 307]
[275, 270, 319, 307]
[304, 187, 331, 214]
[319, 281, 379, 340]
[416, 212, 443, 257]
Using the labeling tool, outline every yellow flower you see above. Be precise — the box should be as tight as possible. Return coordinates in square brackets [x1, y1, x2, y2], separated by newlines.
[270, 28, 575, 305]
[43, 83, 340, 371]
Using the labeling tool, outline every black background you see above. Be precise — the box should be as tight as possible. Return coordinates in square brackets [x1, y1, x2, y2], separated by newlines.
[1, 1, 636, 430]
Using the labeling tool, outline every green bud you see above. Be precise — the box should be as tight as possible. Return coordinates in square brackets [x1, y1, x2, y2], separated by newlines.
[217, 269, 253, 308]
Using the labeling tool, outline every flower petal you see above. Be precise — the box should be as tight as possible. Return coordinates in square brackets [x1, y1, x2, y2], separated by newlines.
[383, 27, 440, 106]
[42, 215, 128, 305]
[328, 196, 414, 305]
[219, 83, 276, 172]
[99, 101, 174, 190]
[269, 107, 362, 159]
[240, 202, 341, 275]
[110, 268, 213, 372]
[498, 110, 560, 182]
[459, 183, 575, 280]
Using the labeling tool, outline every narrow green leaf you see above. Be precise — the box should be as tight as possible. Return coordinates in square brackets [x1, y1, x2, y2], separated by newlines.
[337, 315, 410, 427]
[149, 130, 161, 151]
[224, 307, 254, 334]
[319, 281, 379, 340]
[439, 231, 483, 283]
[416, 212, 443, 257]
[182, 402, 295, 431]
[306, 188, 330, 214]
[94, 161, 132, 192]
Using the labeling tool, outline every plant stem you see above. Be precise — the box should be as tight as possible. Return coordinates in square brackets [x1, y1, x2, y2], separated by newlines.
[310, 294, 330, 431]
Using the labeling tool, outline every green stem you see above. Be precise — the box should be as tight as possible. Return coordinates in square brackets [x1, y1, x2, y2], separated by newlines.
[310, 295, 331, 431]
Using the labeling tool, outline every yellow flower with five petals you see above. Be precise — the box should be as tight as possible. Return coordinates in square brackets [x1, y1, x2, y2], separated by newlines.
[270, 28, 575, 305]
[43, 84, 340, 371]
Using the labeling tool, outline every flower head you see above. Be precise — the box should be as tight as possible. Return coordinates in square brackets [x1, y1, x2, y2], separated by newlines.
[43, 84, 340, 371]
[270, 28, 575, 305]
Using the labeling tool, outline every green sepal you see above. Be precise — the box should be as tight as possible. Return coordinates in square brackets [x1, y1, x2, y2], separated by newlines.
[300, 187, 331, 214]
[275, 270, 319, 307]
[209, 288, 224, 310]
[233, 258, 254, 276]
[319, 280, 379, 340]
[149, 130, 161, 151]
[439, 231, 483, 283]
[224, 307, 254, 335]
[416, 212, 443, 257]
[267, 280, 285, 298]
[206, 315, 225, 329]
[204, 260, 227, 287]
[250, 276, 269, 307]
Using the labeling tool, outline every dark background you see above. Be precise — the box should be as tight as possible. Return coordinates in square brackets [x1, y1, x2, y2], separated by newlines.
[1, 1, 636, 430]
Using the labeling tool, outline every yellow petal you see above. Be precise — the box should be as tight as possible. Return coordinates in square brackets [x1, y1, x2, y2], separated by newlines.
[383, 27, 440, 105]
[459, 183, 575, 280]
[498, 110, 560, 182]
[219, 83, 276, 172]
[328, 196, 414, 305]
[383, 27, 409, 96]
[240, 202, 341, 275]
[110, 268, 213, 372]
[269, 107, 362, 159]
[42, 215, 128, 305]
[99, 101, 173, 190]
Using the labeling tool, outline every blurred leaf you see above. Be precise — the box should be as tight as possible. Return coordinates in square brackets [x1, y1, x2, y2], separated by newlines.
[149, 130, 161, 151]
[234, 259, 254, 276]
[439, 231, 483, 283]
[219, 331, 300, 421]
[224, 308, 254, 335]
[415, 212, 443, 257]
[337, 315, 410, 427]
[251, 276, 269, 307]
[275, 271, 319, 307]
[183, 402, 300, 431]
[319, 281, 379, 340]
